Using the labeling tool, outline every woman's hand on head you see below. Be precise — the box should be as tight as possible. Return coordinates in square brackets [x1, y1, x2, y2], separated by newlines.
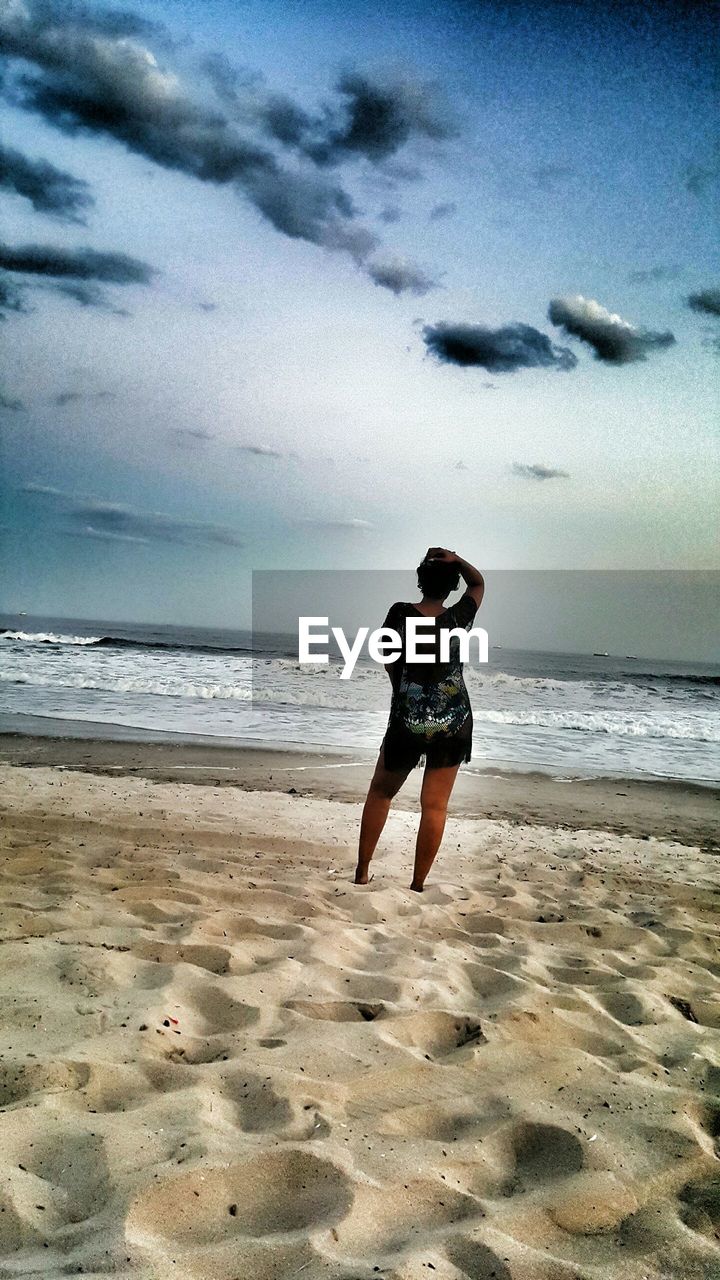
[426, 546, 457, 563]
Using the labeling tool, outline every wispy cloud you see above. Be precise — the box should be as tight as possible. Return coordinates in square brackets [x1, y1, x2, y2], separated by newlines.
[548, 295, 675, 364]
[512, 462, 569, 480]
[531, 164, 574, 192]
[66, 524, 151, 544]
[628, 264, 681, 285]
[423, 321, 577, 373]
[428, 200, 456, 221]
[69, 501, 244, 546]
[53, 389, 115, 406]
[300, 516, 374, 530]
[237, 443, 284, 457]
[20, 482, 66, 496]
[684, 160, 719, 198]
[0, 143, 93, 221]
[0, 274, 31, 320]
[20, 483, 244, 546]
[170, 427, 215, 444]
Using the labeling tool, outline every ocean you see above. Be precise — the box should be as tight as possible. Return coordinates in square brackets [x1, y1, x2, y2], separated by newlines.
[0, 612, 718, 785]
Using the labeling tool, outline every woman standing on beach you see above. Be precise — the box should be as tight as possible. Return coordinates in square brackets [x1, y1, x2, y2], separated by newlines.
[355, 548, 485, 891]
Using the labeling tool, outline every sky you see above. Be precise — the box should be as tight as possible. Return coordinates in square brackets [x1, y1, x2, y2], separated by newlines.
[0, 0, 718, 632]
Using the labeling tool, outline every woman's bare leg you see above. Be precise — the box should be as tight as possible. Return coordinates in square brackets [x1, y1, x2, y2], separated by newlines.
[410, 762, 461, 891]
[355, 748, 410, 884]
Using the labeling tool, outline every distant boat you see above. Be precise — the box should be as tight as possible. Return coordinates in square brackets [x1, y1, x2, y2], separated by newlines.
[491, 644, 503, 649]
[593, 651, 608, 657]
[625, 655, 637, 660]
[19, 611, 26, 616]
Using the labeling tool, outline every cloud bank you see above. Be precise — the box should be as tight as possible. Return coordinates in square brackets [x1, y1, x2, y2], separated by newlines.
[423, 321, 577, 373]
[548, 295, 675, 364]
[0, 1, 446, 293]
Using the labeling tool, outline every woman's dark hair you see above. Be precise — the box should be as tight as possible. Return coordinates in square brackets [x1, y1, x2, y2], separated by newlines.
[417, 557, 461, 600]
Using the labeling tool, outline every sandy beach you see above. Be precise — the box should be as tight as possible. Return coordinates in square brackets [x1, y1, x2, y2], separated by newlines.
[0, 742, 719, 1279]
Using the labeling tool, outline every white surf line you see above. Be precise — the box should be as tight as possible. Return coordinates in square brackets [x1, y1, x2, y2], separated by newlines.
[275, 761, 368, 771]
[56, 761, 369, 772]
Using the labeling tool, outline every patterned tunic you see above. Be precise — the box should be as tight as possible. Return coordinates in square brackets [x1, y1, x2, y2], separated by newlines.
[381, 594, 479, 771]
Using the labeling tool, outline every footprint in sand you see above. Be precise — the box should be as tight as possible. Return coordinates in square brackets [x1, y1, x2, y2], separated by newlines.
[334, 1176, 482, 1257]
[378, 1010, 486, 1059]
[286, 999, 385, 1022]
[502, 1121, 584, 1195]
[599, 989, 659, 1026]
[444, 1237, 512, 1280]
[0, 1059, 89, 1108]
[677, 1175, 720, 1241]
[131, 940, 231, 974]
[4, 1126, 110, 1233]
[125, 1149, 353, 1251]
[184, 983, 260, 1034]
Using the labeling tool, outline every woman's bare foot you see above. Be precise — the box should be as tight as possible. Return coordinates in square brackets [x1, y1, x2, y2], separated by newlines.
[354, 865, 373, 884]
[409, 880, 424, 893]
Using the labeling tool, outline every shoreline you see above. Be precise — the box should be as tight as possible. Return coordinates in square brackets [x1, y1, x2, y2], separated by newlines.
[1, 727, 718, 849]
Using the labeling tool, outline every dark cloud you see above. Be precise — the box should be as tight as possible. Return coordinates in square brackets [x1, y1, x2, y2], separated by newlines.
[548, 295, 676, 364]
[0, 143, 93, 221]
[367, 256, 437, 296]
[0, 4, 452, 293]
[628, 264, 681, 284]
[423, 321, 577, 373]
[379, 204, 402, 224]
[0, 2, 382, 275]
[304, 70, 456, 167]
[197, 301, 217, 312]
[0, 242, 153, 315]
[687, 288, 720, 317]
[0, 242, 155, 283]
[1, 390, 25, 411]
[429, 200, 456, 221]
[201, 51, 312, 148]
[512, 462, 569, 480]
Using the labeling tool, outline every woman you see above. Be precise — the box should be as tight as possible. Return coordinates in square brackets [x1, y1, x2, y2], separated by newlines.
[355, 547, 485, 892]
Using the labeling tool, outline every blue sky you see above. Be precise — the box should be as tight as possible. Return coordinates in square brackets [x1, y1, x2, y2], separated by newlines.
[1, 0, 718, 627]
